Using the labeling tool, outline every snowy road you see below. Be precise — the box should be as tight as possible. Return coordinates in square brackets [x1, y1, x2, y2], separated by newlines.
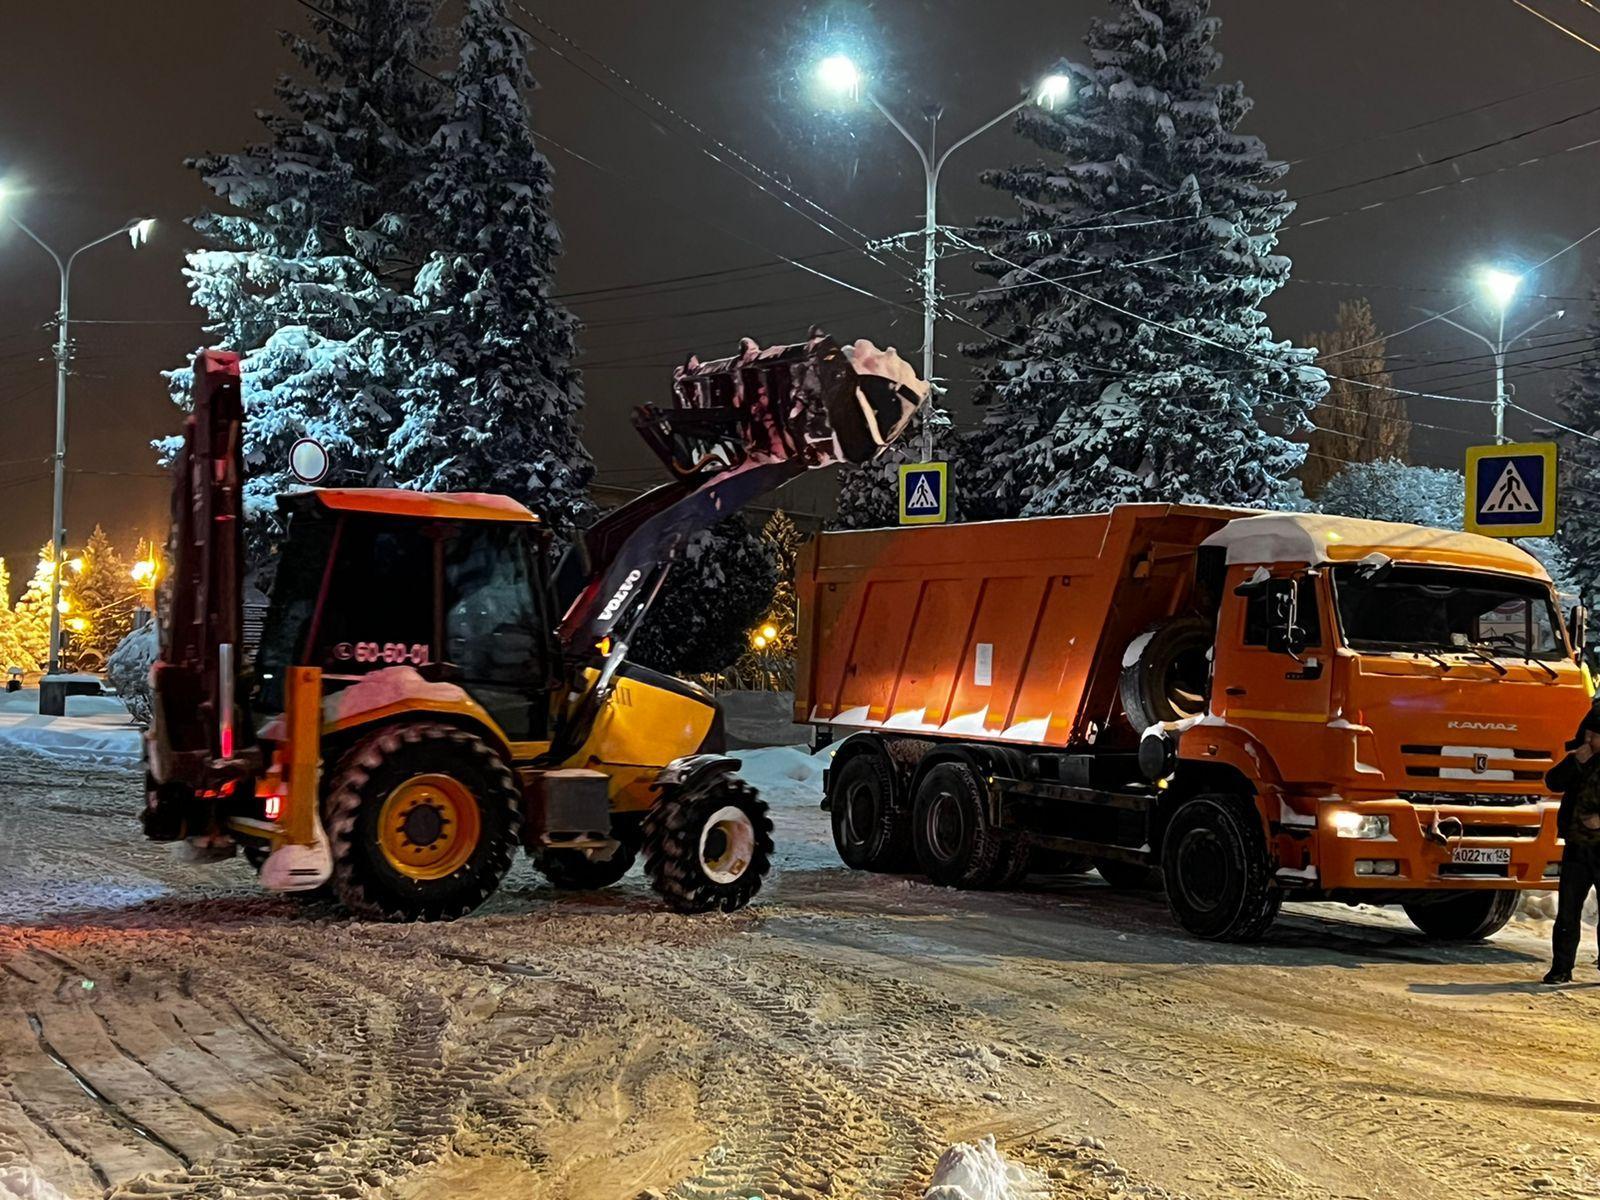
[2, 745, 1599, 1200]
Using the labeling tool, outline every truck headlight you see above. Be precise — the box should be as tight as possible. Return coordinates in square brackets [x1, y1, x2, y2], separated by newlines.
[1332, 812, 1390, 839]
[1355, 859, 1400, 876]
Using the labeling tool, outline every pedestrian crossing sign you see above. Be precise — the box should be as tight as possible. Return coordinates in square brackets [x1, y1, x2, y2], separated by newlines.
[899, 462, 949, 525]
[1464, 442, 1557, 538]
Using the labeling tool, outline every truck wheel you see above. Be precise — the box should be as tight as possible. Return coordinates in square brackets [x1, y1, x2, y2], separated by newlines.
[829, 751, 912, 872]
[533, 842, 638, 890]
[322, 722, 521, 922]
[1120, 617, 1213, 730]
[988, 836, 1033, 890]
[643, 772, 773, 913]
[1095, 857, 1161, 891]
[1402, 890, 1518, 941]
[1161, 794, 1281, 941]
[911, 761, 1007, 888]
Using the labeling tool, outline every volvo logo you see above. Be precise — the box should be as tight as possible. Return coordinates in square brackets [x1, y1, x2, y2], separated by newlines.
[1472, 753, 1490, 774]
[599, 569, 643, 622]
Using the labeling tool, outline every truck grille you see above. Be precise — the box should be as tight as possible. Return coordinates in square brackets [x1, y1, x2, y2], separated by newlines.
[1400, 791, 1552, 808]
[1399, 743, 1551, 785]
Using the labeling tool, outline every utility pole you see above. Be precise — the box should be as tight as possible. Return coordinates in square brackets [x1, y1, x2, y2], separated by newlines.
[814, 57, 1071, 461]
[3, 202, 154, 672]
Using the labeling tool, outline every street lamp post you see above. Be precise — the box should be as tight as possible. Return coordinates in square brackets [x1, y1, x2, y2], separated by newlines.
[815, 56, 1070, 460]
[1422, 267, 1563, 446]
[3, 198, 154, 672]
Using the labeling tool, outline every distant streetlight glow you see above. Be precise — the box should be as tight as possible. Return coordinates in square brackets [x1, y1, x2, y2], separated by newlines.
[1036, 73, 1072, 109]
[1481, 267, 1522, 311]
[815, 54, 861, 98]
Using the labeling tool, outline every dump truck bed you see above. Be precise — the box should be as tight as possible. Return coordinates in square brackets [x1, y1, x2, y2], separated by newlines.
[795, 504, 1252, 749]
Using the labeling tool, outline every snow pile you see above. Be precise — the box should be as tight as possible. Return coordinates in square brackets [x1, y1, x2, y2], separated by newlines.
[0, 712, 142, 768]
[738, 743, 838, 874]
[0, 1165, 74, 1200]
[923, 1135, 1047, 1200]
[106, 621, 157, 724]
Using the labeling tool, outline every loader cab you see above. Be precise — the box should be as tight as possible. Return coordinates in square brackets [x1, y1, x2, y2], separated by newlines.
[254, 489, 560, 740]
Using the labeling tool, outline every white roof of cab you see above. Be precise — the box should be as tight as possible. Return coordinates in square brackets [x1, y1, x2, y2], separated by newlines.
[1201, 512, 1549, 580]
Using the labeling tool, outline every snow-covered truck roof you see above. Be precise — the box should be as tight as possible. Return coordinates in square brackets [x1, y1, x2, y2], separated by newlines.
[1201, 512, 1548, 580]
[308, 488, 538, 523]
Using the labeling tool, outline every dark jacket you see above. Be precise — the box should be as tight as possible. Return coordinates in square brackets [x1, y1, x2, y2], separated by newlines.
[1547, 753, 1600, 841]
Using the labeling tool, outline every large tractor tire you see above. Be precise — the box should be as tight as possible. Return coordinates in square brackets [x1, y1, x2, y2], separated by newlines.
[1120, 616, 1213, 731]
[533, 841, 638, 890]
[1161, 793, 1281, 941]
[1095, 857, 1161, 891]
[1402, 890, 1519, 941]
[322, 722, 521, 921]
[911, 760, 1008, 889]
[829, 750, 913, 872]
[643, 772, 773, 913]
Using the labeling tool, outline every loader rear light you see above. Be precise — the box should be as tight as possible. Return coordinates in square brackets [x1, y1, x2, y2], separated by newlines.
[220, 728, 235, 758]
[263, 793, 282, 821]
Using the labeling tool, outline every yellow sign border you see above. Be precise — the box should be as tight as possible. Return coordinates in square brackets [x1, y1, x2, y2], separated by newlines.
[1464, 441, 1557, 538]
[898, 461, 948, 525]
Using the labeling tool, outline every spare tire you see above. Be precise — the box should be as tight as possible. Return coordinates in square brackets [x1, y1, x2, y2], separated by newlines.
[1119, 616, 1213, 731]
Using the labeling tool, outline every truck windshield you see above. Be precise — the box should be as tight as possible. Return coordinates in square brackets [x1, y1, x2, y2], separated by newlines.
[1332, 564, 1565, 660]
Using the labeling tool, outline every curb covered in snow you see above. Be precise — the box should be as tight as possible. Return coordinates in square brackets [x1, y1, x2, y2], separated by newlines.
[0, 713, 142, 768]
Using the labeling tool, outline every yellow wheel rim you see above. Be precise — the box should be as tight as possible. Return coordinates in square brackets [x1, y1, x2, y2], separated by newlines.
[376, 773, 481, 881]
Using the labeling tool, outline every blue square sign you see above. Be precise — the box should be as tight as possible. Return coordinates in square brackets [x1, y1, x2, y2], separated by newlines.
[898, 462, 948, 525]
[1464, 442, 1556, 538]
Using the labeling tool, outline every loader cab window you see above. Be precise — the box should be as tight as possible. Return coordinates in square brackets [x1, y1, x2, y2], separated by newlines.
[442, 524, 551, 741]
[313, 518, 437, 672]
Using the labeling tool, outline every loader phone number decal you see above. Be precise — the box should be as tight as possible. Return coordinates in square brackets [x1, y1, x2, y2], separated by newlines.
[331, 641, 431, 666]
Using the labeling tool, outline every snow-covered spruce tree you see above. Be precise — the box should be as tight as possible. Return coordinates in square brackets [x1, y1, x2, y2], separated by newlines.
[12, 545, 55, 672]
[1558, 281, 1600, 601]
[1301, 298, 1407, 496]
[70, 525, 133, 664]
[390, 0, 593, 533]
[0, 559, 27, 676]
[630, 516, 779, 679]
[171, 0, 442, 560]
[1319, 459, 1576, 593]
[965, 0, 1324, 517]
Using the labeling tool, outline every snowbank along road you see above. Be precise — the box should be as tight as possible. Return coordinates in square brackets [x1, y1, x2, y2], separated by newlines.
[2, 742, 1599, 1200]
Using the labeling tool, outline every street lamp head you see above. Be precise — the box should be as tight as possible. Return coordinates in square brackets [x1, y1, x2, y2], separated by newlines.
[1036, 72, 1072, 109]
[816, 53, 861, 99]
[1480, 267, 1521, 311]
[128, 217, 155, 248]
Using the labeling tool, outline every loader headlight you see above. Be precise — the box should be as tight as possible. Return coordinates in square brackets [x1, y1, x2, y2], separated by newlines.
[1331, 812, 1390, 839]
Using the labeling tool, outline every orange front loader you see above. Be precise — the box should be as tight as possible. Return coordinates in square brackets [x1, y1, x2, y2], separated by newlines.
[796, 504, 1591, 941]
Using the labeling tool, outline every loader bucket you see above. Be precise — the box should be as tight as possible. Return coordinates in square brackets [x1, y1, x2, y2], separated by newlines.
[635, 331, 927, 477]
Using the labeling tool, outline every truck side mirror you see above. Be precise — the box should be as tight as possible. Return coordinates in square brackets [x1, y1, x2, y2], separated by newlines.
[1264, 579, 1307, 658]
[1569, 604, 1588, 657]
[1267, 623, 1308, 657]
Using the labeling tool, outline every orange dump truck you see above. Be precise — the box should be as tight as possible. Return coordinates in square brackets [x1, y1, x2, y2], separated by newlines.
[795, 504, 1592, 941]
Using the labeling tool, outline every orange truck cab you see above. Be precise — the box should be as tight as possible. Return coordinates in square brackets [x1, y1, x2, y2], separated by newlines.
[796, 504, 1592, 941]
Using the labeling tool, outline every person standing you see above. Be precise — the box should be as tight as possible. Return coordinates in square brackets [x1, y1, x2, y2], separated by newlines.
[1544, 710, 1600, 985]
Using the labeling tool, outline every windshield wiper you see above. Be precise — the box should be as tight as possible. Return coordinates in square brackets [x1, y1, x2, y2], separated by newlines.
[1462, 643, 1509, 676]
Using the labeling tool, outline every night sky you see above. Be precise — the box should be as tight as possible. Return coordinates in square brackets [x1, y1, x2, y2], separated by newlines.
[2, 0, 1598, 577]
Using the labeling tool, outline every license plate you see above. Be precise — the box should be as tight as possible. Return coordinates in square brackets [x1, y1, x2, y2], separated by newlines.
[1451, 846, 1511, 865]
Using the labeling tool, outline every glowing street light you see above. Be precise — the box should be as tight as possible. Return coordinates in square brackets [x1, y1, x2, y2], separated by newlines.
[1036, 73, 1072, 109]
[806, 57, 1074, 459]
[1, 184, 156, 671]
[131, 559, 158, 584]
[760, 623, 779, 641]
[1418, 262, 1563, 444]
[1480, 267, 1522, 311]
[815, 53, 861, 99]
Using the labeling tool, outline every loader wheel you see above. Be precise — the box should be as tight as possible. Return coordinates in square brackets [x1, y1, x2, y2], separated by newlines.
[1119, 617, 1213, 730]
[533, 841, 638, 890]
[912, 761, 1007, 889]
[322, 722, 520, 922]
[1161, 793, 1281, 941]
[829, 751, 912, 872]
[1402, 890, 1519, 941]
[643, 772, 773, 914]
